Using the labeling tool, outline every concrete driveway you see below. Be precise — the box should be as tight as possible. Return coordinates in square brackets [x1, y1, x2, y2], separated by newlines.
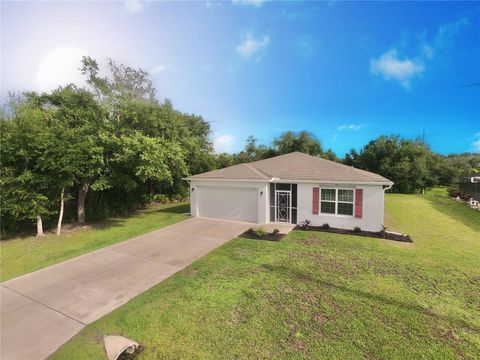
[0, 218, 251, 360]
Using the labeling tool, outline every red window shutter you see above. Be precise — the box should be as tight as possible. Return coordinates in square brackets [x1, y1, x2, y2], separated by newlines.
[355, 188, 363, 218]
[312, 187, 319, 214]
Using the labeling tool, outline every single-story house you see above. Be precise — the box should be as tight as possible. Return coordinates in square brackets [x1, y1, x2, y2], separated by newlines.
[459, 173, 480, 201]
[186, 152, 393, 232]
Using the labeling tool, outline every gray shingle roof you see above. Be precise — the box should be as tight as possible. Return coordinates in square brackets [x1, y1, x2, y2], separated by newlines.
[187, 152, 392, 184]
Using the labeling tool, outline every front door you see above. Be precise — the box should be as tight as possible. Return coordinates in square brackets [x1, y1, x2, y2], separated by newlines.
[275, 190, 291, 223]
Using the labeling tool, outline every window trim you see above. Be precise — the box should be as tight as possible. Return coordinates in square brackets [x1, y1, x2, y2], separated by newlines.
[319, 188, 355, 217]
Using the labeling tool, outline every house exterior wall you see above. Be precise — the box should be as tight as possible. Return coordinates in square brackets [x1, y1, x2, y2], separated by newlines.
[296, 183, 385, 232]
[189, 180, 268, 223]
[189, 180, 386, 230]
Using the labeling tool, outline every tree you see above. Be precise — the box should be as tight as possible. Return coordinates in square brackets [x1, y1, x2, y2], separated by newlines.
[28, 86, 106, 226]
[273, 131, 323, 156]
[344, 135, 440, 193]
[0, 99, 54, 236]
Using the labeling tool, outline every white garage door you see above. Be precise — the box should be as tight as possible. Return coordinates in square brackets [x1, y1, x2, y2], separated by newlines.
[197, 186, 258, 223]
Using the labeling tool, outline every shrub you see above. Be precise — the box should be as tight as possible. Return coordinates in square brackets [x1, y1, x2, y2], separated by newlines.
[447, 185, 460, 198]
[272, 228, 280, 237]
[353, 226, 361, 233]
[299, 219, 311, 229]
[254, 227, 266, 238]
[171, 193, 188, 202]
[321, 223, 330, 230]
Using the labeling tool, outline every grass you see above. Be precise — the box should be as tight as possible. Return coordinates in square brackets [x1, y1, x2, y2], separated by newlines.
[0, 203, 189, 281]
[50, 189, 480, 359]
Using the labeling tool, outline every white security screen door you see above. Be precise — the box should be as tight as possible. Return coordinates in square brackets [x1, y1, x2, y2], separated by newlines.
[275, 190, 291, 223]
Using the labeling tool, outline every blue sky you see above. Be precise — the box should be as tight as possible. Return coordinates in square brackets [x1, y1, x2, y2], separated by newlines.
[1, 1, 479, 155]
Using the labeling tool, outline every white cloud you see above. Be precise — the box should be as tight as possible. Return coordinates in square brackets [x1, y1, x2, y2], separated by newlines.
[123, 0, 144, 14]
[435, 17, 469, 47]
[338, 124, 363, 131]
[370, 17, 469, 90]
[420, 17, 469, 60]
[236, 33, 270, 58]
[370, 49, 424, 88]
[213, 134, 234, 153]
[232, 0, 265, 7]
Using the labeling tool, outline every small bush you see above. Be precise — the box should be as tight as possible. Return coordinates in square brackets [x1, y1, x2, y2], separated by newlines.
[254, 227, 266, 238]
[321, 223, 330, 230]
[299, 219, 311, 229]
[272, 228, 280, 237]
[447, 185, 460, 198]
[171, 193, 188, 202]
[353, 226, 361, 233]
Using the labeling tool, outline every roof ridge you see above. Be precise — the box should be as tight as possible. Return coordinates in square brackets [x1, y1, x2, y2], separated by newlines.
[308, 154, 384, 180]
[245, 163, 271, 179]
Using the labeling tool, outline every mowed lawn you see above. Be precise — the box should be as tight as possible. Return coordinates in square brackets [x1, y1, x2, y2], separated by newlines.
[0, 203, 189, 281]
[51, 190, 480, 359]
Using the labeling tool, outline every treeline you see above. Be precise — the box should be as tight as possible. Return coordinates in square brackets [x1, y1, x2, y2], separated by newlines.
[218, 133, 480, 194]
[1, 57, 216, 236]
[1, 57, 478, 237]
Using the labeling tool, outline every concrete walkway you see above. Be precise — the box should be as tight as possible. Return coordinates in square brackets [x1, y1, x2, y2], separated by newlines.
[0, 218, 253, 360]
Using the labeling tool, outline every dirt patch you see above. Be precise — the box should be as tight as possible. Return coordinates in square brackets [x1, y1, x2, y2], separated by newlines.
[312, 313, 328, 325]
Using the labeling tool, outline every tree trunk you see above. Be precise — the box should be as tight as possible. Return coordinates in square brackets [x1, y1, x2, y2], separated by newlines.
[77, 178, 90, 224]
[56, 186, 65, 235]
[36, 215, 44, 237]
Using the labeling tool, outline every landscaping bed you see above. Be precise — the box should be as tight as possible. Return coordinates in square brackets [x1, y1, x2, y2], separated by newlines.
[294, 224, 412, 243]
[238, 227, 286, 241]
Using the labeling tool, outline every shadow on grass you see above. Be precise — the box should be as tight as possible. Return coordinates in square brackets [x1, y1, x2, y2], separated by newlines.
[151, 203, 190, 214]
[88, 203, 190, 230]
[262, 263, 480, 334]
[424, 194, 480, 233]
[1, 203, 190, 241]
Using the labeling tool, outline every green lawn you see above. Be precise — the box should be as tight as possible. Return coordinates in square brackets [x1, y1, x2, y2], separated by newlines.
[51, 190, 480, 359]
[0, 203, 189, 281]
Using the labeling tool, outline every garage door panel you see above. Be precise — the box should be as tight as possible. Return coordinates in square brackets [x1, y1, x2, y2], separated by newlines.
[197, 186, 258, 223]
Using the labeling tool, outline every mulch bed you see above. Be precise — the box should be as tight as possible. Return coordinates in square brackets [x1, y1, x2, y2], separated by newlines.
[294, 225, 413, 243]
[238, 230, 286, 242]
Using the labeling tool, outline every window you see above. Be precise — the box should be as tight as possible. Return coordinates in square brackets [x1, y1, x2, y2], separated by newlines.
[320, 188, 354, 216]
[320, 189, 336, 214]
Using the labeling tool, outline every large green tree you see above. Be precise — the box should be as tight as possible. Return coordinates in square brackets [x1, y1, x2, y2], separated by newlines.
[0, 99, 54, 236]
[273, 131, 323, 156]
[344, 135, 441, 193]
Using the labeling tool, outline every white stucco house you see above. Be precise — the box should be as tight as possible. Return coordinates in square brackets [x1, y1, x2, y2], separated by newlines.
[186, 152, 393, 231]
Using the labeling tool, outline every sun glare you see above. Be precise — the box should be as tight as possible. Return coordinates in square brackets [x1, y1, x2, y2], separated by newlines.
[36, 46, 86, 91]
